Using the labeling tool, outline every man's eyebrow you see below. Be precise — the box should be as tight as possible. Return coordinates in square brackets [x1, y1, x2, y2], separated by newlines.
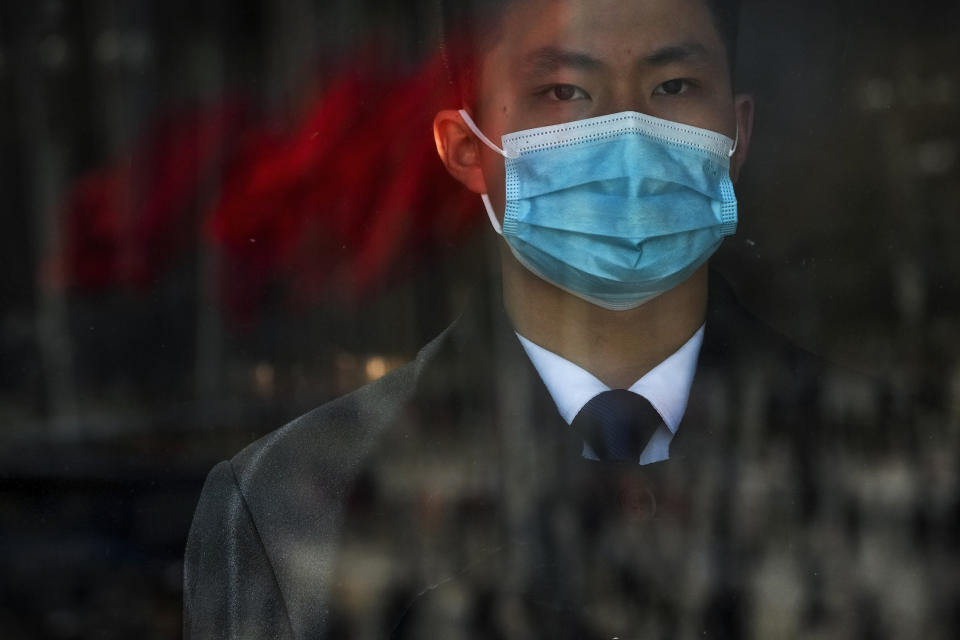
[522, 46, 606, 76]
[641, 42, 711, 66]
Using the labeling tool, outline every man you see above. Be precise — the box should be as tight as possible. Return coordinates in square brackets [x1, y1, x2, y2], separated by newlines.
[185, 1, 947, 638]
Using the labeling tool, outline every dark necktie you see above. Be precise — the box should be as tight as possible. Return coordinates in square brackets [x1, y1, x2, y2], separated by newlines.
[570, 389, 664, 462]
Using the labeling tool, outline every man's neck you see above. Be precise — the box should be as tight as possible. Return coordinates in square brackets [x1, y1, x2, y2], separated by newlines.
[502, 250, 709, 389]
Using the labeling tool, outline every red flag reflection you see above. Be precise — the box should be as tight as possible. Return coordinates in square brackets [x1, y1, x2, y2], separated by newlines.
[58, 51, 480, 316]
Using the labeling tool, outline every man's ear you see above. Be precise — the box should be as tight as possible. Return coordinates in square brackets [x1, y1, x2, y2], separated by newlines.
[730, 94, 755, 183]
[433, 109, 488, 194]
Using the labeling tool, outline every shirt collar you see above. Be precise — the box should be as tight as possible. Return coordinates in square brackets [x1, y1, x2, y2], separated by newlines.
[515, 325, 705, 433]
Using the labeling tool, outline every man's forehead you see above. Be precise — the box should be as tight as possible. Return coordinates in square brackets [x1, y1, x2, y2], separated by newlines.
[493, 0, 725, 66]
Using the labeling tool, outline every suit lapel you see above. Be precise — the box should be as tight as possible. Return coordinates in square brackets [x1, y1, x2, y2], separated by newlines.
[669, 271, 751, 462]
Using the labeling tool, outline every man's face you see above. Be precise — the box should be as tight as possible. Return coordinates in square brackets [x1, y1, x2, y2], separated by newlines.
[471, 0, 740, 216]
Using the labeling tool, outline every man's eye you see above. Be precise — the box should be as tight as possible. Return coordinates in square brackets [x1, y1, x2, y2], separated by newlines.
[653, 79, 690, 96]
[546, 84, 590, 101]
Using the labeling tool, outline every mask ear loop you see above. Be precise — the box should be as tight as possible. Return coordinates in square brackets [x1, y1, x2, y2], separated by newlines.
[458, 109, 517, 235]
[458, 109, 519, 159]
[728, 123, 739, 158]
[480, 194, 502, 234]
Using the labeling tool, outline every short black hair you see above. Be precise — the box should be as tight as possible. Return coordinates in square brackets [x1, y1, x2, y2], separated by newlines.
[439, 0, 740, 107]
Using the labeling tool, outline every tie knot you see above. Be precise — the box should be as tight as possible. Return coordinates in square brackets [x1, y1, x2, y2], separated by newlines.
[570, 390, 663, 462]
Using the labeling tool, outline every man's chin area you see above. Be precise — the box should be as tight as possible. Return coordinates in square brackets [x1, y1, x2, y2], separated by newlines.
[501, 252, 710, 321]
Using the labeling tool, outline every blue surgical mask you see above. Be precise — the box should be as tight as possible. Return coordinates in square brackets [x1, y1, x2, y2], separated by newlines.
[459, 109, 739, 310]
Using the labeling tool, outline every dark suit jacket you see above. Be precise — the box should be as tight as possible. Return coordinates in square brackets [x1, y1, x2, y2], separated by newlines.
[184, 275, 954, 639]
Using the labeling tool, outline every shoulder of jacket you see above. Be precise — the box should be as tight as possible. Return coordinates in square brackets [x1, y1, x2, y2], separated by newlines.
[227, 320, 456, 494]
[192, 323, 458, 637]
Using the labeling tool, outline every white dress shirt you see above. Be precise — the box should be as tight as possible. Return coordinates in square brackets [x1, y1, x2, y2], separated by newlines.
[516, 326, 705, 465]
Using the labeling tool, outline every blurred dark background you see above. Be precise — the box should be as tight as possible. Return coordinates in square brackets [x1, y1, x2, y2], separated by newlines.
[0, 0, 957, 637]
